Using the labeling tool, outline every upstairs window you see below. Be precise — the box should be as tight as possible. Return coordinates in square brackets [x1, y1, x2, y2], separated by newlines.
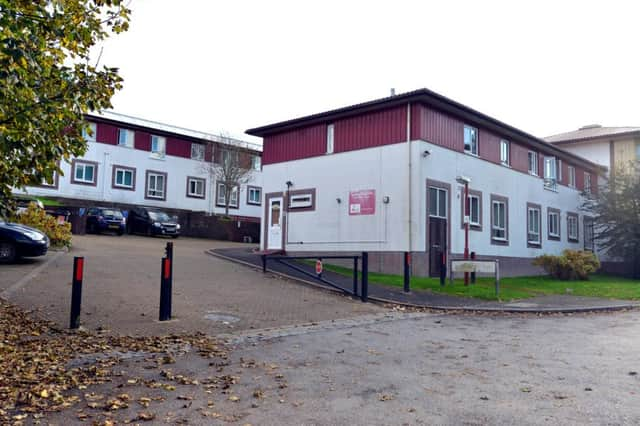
[150, 135, 166, 157]
[252, 155, 261, 171]
[191, 143, 205, 161]
[326, 124, 334, 154]
[528, 151, 538, 175]
[584, 172, 592, 194]
[568, 165, 576, 187]
[543, 156, 557, 190]
[557, 159, 563, 183]
[500, 140, 510, 165]
[463, 125, 478, 155]
[527, 205, 541, 246]
[118, 128, 134, 148]
[83, 122, 97, 142]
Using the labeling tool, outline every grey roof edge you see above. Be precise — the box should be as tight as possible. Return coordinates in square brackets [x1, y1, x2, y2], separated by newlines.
[546, 129, 640, 145]
[245, 88, 604, 173]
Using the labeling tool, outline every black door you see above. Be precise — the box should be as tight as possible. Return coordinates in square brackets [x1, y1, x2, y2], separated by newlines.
[429, 217, 447, 277]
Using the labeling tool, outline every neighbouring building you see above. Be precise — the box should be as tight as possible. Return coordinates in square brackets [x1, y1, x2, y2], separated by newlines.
[246, 88, 604, 277]
[545, 124, 640, 175]
[16, 111, 263, 240]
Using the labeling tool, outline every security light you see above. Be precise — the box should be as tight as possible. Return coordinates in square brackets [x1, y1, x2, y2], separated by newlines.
[456, 176, 471, 185]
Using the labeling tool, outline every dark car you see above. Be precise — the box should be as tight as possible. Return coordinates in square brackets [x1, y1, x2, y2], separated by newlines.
[0, 221, 49, 263]
[86, 207, 126, 235]
[127, 207, 180, 238]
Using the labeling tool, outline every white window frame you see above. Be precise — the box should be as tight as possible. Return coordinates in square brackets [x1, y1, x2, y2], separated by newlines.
[568, 165, 576, 188]
[114, 167, 134, 189]
[326, 124, 335, 154]
[150, 135, 166, 157]
[74, 162, 96, 184]
[118, 128, 134, 148]
[429, 187, 447, 219]
[527, 206, 541, 245]
[557, 159, 563, 182]
[187, 177, 205, 198]
[491, 200, 507, 241]
[584, 172, 592, 194]
[146, 172, 166, 199]
[528, 151, 538, 176]
[289, 194, 313, 209]
[83, 122, 97, 142]
[251, 155, 261, 171]
[191, 143, 205, 161]
[568, 215, 579, 241]
[464, 125, 478, 156]
[500, 139, 510, 166]
[468, 194, 480, 226]
[548, 211, 560, 238]
[543, 156, 557, 190]
[247, 187, 262, 205]
[217, 183, 239, 207]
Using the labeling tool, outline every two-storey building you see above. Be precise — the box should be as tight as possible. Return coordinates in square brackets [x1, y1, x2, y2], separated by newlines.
[247, 88, 603, 276]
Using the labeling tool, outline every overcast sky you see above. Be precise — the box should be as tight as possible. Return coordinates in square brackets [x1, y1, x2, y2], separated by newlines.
[94, 0, 640, 144]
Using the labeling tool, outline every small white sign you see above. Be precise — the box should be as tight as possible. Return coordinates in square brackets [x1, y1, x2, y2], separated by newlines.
[451, 260, 496, 273]
[350, 203, 361, 214]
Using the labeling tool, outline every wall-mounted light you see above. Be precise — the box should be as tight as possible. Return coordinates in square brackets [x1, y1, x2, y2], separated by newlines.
[336, 197, 342, 204]
[382, 196, 390, 204]
[285, 180, 293, 189]
[422, 150, 431, 157]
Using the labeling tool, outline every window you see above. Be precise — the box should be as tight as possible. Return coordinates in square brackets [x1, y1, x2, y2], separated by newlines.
[568, 165, 576, 187]
[39, 170, 59, 189]
[118, 128, 134, 148]
[146, 171, 167, 200]
[247, 186, 262, 205]
[186, 177, 205, 198]
[557, 159, 563, 183]
[463, 125, 478, 155]
[500, 140, 510, 165]
[548, 209, 560, 240]
[528, 151, 538, 175]
[287, 189, 316, 211]
[326, 124, 334, 154]
[584, 172, 592, 194]
[191, 143, 205, 161]
[491, 198, 507, 242]
[216, 183, 239, 207]
[71, 160, 98, 185]
[151, 135, 166, 157]
[568, 213, 579, 242]
[584, 217, 594, 251]
[636, 142, 640, 160]
[83, 122, 97, 142]
[112, 165, 135, 190]
[527, 204, 541, 246]
[429, 187, 447, 218]
[543, 156, 557, 190]
[251, 155, 261, 171]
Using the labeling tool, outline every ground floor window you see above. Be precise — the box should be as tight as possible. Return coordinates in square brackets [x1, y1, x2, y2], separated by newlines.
[491, 196, 508, 243]
[113, 165, 135, 190]
[247, 186, 262, 205]
[186, 177, 205, 198]
[548, 209, 560, 240]
[146, 170, 167, 200]
[568, 213, 579, 242]
[527, 204, 541, 247]
[71, 160, 98, 185]
[217, 183, 239, 208]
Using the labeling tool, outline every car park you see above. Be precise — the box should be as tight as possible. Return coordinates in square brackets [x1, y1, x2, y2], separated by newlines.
[0, 220, 49, 263]
[85, 207, 126, 235]
[127, 207, 180, 238]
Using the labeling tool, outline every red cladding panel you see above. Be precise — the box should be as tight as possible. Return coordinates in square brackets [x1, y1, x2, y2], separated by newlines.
[135, 131, 151, 151]
[166, 137, 191, 158]
[575, 167, 585, 191]
[262, 124, 327, 165]
[510, 143, 530, 174]
[479, 131, 501, 163]
[411, 105, 464, 151]
[334, 106, 407, 153]
[96, 123, 118, 145]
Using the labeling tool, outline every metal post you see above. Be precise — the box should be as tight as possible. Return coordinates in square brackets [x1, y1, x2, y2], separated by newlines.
[361, 252, 369, 302]
[403, 252, 411, 292]
[463, 182, 470, 286]
[70, 256, 84, 329]
[495, 259, 500, 297]
[352, 256, 358, 297]
[440, 252, 447, 286]
[470, 251, 476, 284]
[159, 257, 172, 321]
[262, 254, 267, 273]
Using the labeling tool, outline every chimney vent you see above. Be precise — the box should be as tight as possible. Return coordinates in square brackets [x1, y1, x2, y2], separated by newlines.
[390, 88, 396, 96]
[579, 124, 602, 130]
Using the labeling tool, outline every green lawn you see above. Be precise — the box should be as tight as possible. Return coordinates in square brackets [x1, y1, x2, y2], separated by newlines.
[310, 261, 640, 301]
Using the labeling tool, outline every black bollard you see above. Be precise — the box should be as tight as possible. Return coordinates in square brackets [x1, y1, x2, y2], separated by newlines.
[361, 252, 369, 302]
[403, 252, 411, 293]
[70, 256, 84, 329]
[159, 256, 172, 321]
[470, 251, 476, 284]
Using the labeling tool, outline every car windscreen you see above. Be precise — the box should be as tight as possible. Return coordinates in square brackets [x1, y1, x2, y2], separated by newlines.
[148, 211, 172, 222]
[102, 209, 123, 219]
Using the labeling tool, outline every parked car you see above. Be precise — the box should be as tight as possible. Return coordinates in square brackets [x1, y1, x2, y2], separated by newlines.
[127, 207, 180, 238]
[86, 207, 126, 235]
[0, 220, 49, 263]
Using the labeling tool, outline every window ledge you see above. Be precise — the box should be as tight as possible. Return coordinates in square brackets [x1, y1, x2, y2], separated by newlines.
[500, 162, 511, 168]
[464, 151, 480, 158]
[150, 153, 166, 160]
[492, 237, 507, 242]
[543, 186, 558, 193]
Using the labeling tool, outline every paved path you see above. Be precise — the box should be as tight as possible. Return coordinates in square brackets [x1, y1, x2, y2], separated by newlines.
[210, 247, 639, 313]
[0, 235, 380, 335]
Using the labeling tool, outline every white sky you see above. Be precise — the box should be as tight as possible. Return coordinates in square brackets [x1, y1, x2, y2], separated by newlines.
[94, 0, 640, 144]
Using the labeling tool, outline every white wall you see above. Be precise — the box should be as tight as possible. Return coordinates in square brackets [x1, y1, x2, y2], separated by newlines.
[559, 140, 611, 170]
[19, 142, 263, 218]
[262, 140, 591, 259]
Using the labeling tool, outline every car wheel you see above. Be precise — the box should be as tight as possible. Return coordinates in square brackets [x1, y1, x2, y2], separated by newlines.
[0, 242, 17, 264]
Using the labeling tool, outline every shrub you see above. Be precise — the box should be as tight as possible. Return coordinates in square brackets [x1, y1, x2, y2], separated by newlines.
[12, 203, 72, 248]
[533, 250, 600, 280]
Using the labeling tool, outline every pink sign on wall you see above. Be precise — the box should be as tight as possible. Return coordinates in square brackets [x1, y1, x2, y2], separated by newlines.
[349, 189, 376, 216]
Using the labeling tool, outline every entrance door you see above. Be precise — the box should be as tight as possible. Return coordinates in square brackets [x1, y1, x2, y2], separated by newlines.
[267, 197, 283, 250]
[428, 186, 448, 277]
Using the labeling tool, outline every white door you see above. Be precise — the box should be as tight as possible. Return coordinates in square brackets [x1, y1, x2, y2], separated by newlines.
[267, 197, 283, 250]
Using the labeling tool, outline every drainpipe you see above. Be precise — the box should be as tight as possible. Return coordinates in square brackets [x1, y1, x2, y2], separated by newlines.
[404, 102, 412, 293]
[102, 151, 109, 201]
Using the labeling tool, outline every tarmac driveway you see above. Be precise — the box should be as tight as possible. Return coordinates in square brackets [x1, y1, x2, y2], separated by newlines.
[0, 234, 380, 335]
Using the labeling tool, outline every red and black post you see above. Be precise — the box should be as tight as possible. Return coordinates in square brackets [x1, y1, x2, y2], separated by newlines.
[159, 242, 173, 321]
[361, 252, 369, 302]
[403, 252, 411, 293]
[69, 256, 84, 329]
[470, 251, 477, 284]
